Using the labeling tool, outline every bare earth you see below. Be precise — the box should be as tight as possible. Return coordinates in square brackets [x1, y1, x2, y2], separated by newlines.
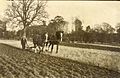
[0, 40, 120, 78]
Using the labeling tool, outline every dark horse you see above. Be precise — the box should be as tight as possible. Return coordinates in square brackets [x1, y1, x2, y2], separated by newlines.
[32, 31, 63, 53]
[33, 34, 44, 52]
[48, 31, 63, 53]
[32, 32, 49, 52]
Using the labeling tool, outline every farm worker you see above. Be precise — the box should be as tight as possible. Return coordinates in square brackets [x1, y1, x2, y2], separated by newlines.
[21, 36, 27, 50]
[44, 32, 49, 50]
[42, 32, 49, 51]
[37, 34, 43, 51]
[43, 32, 49, 44]
[33, 34, 39, 48]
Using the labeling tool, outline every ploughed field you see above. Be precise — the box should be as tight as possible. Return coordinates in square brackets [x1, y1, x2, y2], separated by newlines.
[0, 43, 120, 78]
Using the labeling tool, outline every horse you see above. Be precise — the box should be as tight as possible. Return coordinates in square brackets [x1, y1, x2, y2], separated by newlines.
[48, 31, 64, 53]
[41, 32, 49, 52]
[32, 34, 44, 53]
[32, 31, 63, 53]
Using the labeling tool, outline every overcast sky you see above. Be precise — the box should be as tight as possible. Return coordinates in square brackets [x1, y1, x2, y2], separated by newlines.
[46, 1, 120, 30]
[0, 0, 120, 31]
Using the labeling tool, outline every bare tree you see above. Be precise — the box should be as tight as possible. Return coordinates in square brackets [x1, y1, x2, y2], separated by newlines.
[116, 23, 120, 32]
[102, 22, 115, 34]
[5, 0, 48, 36]
[74, 18, 82, 31]
[93, 24, 104, 33]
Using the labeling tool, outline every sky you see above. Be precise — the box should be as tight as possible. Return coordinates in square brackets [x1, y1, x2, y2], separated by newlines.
[0, 0, 120, 32]
[46, 1, 120, 31]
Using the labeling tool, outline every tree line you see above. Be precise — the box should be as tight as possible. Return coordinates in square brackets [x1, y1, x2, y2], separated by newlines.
[1, 17, 120, 45]
[0, 0, 120, 45]
[66, 18, 120, 44]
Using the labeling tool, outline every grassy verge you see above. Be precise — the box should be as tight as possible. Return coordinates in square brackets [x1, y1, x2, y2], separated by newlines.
[61, 42, 120, 52]
[60, 42, 120, 73]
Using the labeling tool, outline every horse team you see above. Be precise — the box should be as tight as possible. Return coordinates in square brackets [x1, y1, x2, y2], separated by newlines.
[21, 31, 63, 53]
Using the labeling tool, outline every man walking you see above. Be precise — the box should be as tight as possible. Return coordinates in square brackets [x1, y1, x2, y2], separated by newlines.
[21, 36, 27, 50]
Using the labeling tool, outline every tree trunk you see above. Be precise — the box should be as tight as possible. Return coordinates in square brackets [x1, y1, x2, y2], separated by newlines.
[23, 27, 27, 37]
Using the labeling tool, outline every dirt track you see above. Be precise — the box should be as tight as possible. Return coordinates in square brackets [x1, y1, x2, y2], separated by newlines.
[0, 43, 120, 78]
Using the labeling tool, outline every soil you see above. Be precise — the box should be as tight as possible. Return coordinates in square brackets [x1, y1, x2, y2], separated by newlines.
[0, 43, 120, 78]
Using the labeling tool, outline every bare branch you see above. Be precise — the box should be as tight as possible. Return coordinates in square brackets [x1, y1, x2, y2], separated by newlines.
[6, 0, 48, 30]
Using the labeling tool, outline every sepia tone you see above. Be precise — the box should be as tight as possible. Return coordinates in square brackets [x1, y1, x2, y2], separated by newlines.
[0, 0, 120, 78]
